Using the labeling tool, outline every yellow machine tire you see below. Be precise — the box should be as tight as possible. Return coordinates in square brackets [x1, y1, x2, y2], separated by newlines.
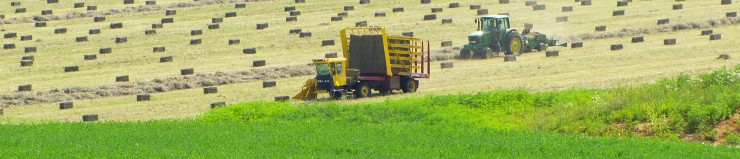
[354, 82, 371, 98]
[401, 79, 418, 93]
[505, 33, 524, 56]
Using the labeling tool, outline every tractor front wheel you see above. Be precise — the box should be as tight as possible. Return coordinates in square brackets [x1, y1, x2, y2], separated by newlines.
[354, 82, 371, 98]
[476, 47, 493, 59]
[459, 49, 472, 59]
[505, 33, 524, 56]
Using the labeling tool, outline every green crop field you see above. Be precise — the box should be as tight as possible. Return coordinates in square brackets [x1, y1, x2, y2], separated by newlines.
[1, 0, 740, 156]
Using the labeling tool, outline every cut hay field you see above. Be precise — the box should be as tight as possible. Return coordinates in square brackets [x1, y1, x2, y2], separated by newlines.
[1, 0, 738, 123]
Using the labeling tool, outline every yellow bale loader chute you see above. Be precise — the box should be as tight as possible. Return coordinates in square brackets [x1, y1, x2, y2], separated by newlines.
[292, 79, 319, 100]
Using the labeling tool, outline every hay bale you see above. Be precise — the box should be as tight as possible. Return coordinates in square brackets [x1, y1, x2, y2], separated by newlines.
[137, 94, 151, 101]
[441, 41, 452, 47]
[181, 68, 194, 75]
[673, 4, 682, 10]
[115, 37, 127, 43]
[165, 9, 176, 16]
[89, 29, 101, 35]
[721, 0, 731, 5]
[257, 23, 269, 30]
[212, 18, 223, 23]
[331, 16, 343, 21]
[110, 22, 123, 29]
[55, 28, 67, 34]
[229, 39, 240, 45]
[275, 96, 290, 102]
[243, 48, 257, 54]
[225, 12, 237, 18]
[595, 25, 607, 31]
[191, 30, 203, 36]
[403, 32, 414, 37]
[18, 85, 32, 92]
[525, 1, 537, 6]
[556, 16, 568, 22]
[4, 32, 16, 38]
[263, 81, 277, 88]
[300, 32, 312, 38]
[728, 12, 738, 18]
[498, 12, 510, 16]
[3, 43, 15, 49]
[421, 0, 431, 4]
[116, 75, 129, 82]
[393, 7, 405, 12]
[344, 5, 355, 11]
[203, 87, 218, 94]
[22, 55, 34, 61]
[504, 55, 516, 62]
[432, 8, 443, 13]
[325, 52, 338, 58]
[581, 0, 592, 6]
[145, 30, 156, 35]
[295, 0, 305, 3]
[322, 40, 335, 46]
[74, 36, 88, 42]
[210, 102, 226, 108]
[613, 10, 625, 16]
[82, 114, 98, 122]
[718, 54, 731, 60]
[424, 14, 437, 20]
[253, 60, 266, 67]
[499, 0, 510, 4]
[286, 16, 298, 22]
[533, 4, 546, 11]
[449, 3, 460, 8]
[709, 34, 722, 40]
[35, 22, 46, 27]
[11, 2, 21, 6]
[160, 56, 173, 62]
[153, 47, 166, 52]
[664, 38, 676, 45]
[146, 0, 156, 5]
[571, 42, 583, 48]
[124, 0, 134, 4]
[701, 29, 713, 35]
[442, 18, 453, 24]
[94, 16, 106, 22]
[87, 6, 97, 11]
[546, 51, 559, 57]
[631, 36, 644, 43]
[290, 11, 301, 16]
[617, 1, 628, 6]
[284, 6, 296, 12]
[208, 24, 220, 29]
[562, 6, 573, 12]
[161, 18, 174, 23]
[20, 60, 33, 67]
[99, 48, 112, 54]
[152, 23, 163, 29]
[355, 21, 367, 26]
[15, 8, 26, 13]
[289, 28, 302, 34]
[41, 9, 53, 15]
[48, 0, 59, 4]
[657, 18, 670, 25]
[375, 12, 386, 17]
[59, 102, 73, 109]
[338, 12, 349, 17]
[21, 35, 33, 41]
[235, 3, 246, 8]
[190, 39, 202, 45]
[477, 9, 489, 15]
[360, 0, 370, 4]
[610, 44, 623, 50]
[64, 66, 79, 72]
[440, 62, 453, 69]
[24, 47, 36, 53]
[470, 5, 481, 10]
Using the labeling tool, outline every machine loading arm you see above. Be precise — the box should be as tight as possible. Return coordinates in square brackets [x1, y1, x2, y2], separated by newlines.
[292, 79, 318, 100]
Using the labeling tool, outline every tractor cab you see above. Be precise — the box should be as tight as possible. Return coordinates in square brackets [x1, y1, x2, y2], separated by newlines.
[313, 58, 348, 92]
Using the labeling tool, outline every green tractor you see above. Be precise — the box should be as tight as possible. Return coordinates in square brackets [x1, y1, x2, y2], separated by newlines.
[460, 15, 566, 59]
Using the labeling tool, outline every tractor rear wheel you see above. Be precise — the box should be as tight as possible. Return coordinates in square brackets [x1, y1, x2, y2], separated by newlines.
[354, 82, 370, 98]
[505, 32, 524, 56]
[459, 49, 472, 59]
[401, 79, 418, 93]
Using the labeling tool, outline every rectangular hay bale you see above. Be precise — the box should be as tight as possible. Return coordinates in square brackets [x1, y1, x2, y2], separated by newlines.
[116, 75, 129, 82]
[610, 44, 623, 50]
[59, 102, 73, 109]
[243, 48, 257, 54]
[100, 48, 112, 54]
[709, 34, 721, 40]
[160, 56, 173, 63]
[664, 38, 676, 45]
[253, 60, 266, 67]
[203, 87, 218, 94]
[84, 54, 97, 60]
[82, 114, 98, 122]
[24, 47, 36, 53]
[631, 36, 644, 43]
[20, 60, 33, 67]
[18, 85, 32, 92]
[181, 68, 194, 75]
[190, 39, 202, 45]
[21, 35, 33, 41]
[94, 16, 106, 22]
[263, 81, 276, 88]
[64, 66, 79, 72]
[137, 94, 151, 101]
